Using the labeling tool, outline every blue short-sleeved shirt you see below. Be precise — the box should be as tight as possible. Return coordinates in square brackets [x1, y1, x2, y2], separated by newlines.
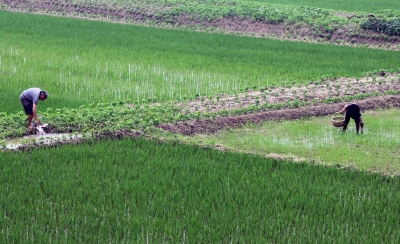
[22, 88, 41, 105]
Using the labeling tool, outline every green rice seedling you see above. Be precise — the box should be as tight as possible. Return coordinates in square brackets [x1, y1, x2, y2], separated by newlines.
[192, 108, 400, 174]
[1, 137, 400, 242]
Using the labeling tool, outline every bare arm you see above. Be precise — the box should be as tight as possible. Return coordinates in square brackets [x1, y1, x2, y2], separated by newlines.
[32, 103, 39, 125]
[339, 104, 348, 114]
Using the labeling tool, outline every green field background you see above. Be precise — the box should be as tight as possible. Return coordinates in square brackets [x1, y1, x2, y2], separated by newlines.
[1, 137, 399, 242]
[1, 10, 399, 114]
[1, 2, 400, 243]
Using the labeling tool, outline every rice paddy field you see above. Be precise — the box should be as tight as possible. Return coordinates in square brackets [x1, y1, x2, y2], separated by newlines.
[182, 109, 400, 174]
[1, 0, 400, 242]
[2, 10, 398, 114]
[1, 138, 400, 242]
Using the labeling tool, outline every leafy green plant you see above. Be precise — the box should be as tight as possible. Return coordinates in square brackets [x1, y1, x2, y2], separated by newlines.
[361, 18, 400, 36]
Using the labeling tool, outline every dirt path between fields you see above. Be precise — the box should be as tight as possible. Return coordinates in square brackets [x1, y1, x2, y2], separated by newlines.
[1, 0, 399, 50]
[155, 74, 399, 135]
[169, 74, 399, 114]
[157, 95, 400, 135]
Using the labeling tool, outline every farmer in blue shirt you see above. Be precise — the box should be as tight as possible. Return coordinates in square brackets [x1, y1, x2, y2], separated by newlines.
[340, 103, 364, 134]
[20, 88, 48, 130]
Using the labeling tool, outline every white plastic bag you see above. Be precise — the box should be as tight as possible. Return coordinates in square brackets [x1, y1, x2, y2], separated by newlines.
[35, 125, 45, 135]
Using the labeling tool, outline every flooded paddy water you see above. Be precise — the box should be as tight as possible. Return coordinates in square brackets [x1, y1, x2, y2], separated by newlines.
[2, 133, 83, 150]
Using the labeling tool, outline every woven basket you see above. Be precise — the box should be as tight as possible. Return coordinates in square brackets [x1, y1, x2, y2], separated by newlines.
[331, 113, 345, 127]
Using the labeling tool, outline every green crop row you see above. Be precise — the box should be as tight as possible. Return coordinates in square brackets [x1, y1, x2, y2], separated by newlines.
[65, 0, 400, 13]
[1, 137, 399, 242]
[361, 18, 400, 36]
[1, 10, 400, 114]
[243, 0, 400, 12]
[0, 0, 400, 48]
[2, 0, 400, 38]
[1, 86, 398, 140]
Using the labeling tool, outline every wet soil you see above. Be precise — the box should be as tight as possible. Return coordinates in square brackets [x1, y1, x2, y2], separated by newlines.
[157, 95, 400, 135]
[171, 74, 400, 114]
[1, 0, 399, 50]
[13, 74, 400, 139]
[155, 74, 400, 135]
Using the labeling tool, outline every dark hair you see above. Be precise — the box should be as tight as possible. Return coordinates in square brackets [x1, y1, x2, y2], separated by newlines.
[40, 90, 48, 99]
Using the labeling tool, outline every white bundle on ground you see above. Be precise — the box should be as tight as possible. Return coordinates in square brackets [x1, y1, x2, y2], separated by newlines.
[35, 125, 46, 135]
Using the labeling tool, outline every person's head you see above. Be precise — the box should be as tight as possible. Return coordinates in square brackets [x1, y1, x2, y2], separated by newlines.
[39, 90, 48, 100]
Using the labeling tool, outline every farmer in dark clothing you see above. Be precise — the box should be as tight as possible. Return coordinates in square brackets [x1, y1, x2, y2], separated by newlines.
[20, 88, 48, 130]
[340, 103, 364, 134]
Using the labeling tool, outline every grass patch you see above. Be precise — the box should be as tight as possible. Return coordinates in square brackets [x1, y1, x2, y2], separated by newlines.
[182, 108, 400, 175]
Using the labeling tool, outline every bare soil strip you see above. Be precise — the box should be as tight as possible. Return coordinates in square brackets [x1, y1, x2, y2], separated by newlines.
[5, 96, 399, 152]
[171, 74, 399, 114]
[1, 0, 399, 50]
[156, 74, 400, 135]
[157, 96, 400, 135]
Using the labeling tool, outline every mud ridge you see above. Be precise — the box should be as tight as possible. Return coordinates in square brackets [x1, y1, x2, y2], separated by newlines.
[157, 96, 400, 135]
[1, 0, 399, 50]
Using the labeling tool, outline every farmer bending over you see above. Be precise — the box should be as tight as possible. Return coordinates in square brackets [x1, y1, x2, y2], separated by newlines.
[20, 88, 48, 130]
[340, 103, 364, 134]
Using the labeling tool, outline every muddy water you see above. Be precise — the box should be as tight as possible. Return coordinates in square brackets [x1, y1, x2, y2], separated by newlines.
[2, 133, 83, 150]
